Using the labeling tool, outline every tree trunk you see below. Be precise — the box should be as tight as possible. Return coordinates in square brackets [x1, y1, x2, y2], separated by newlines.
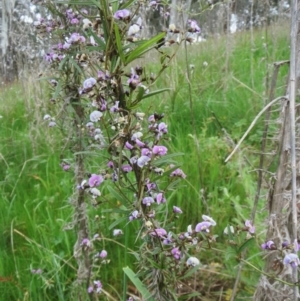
[254, 2, 300, 300]
[0, 0, 17, 81]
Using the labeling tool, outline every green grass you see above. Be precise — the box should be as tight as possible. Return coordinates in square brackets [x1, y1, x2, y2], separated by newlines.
[0, 20, 291, 300]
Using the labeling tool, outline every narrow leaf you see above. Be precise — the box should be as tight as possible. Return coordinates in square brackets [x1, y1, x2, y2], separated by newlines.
[152, 152, 185, 167]
[114, 24, 125, 63]
[179, 265, 200, 280]
[238, 237, 255, 254]
[125, 32, 166, 65]
[123, 267, 155, 301]
[108, 216, 127, 230]
[107, 185, 129, 207]
[141, 88, 171, 100]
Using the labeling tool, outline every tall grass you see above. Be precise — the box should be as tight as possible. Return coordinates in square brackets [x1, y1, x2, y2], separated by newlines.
[0, 20, 290, 300]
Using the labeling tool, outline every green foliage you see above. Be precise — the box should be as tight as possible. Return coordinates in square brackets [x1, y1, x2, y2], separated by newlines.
[0, 20, 290, 301]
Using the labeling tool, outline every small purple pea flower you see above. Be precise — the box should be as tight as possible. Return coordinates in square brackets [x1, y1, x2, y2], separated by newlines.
[142, 197, 154, 207]
[125, 141, 133, 150]
[173, 206, 183, 214]
[261, 241, 276, 250]
[195, 221, 212, 233]
[129, 210, 139, 221]
[171, 247, 181, 260]
[89, 174, 104, 187]
[283, 253, 300, 268]
[114, 9, 130, 20]
[137, 155, 151, 168]
[152, 145, 168, 156]
[150, 228, 167, 238]
[122, 164, 132, 173]
[156, 193, 166, 204]
[170, 168, 187, 179]
[245, 220, 255, 234]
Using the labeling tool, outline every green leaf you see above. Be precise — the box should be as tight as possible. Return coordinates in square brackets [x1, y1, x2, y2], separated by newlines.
[120, 0, 136, 9]
[141, 88, 171, 100]
[178, 292, 202, 300]
[123, 267, 155, 301]
[53, 80, 63, 100]
[179, 265, 200, 280]
[88, 0, 102, 9]
[238, 237, 255, 254]
[87, 29, 106, 51]
[58, 56, 69, 71]
[152, 152, 185, 167]
[108, 216, 127, 230]
[114, 24, 125, 63]
[69, 57, 83, 74]
[225, 246, 237, 261]
[107, 185, 129, 207]
[125, 32, 166, 65]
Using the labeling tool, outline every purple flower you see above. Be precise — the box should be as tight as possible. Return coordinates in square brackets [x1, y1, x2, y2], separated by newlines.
[71, 18, 79, 24]
[83, 77, 96, 90]
[60, 163, 71, 171]
[150, 228, 167, 238]
[146, 179, 156, 191]
[282, 241, 289, 248]
[129, 210, 139, 221]
[107, 161, 114, 168]
[128, 69, 140, 89]
[152, 145, 168, 156]
[141, 148, 152, 157]
[110, 101, 119, 113]
[99, 250, 107, 258]
[148, 114, 156, 123]
[173, 206, 182, 214]
[125, 141, 133, 150]
[122, 164, 132, 173]
[48, 121, 56, 127]
[156, 193, 166, 204]
[94, 280, 102, 293]
[245, 220, 255, 234]
[187, 19, 201, 33]
[135, 138, 145, 147]
[88, 286, 93, 293]
[68, 32, 85, 44]
[283, 253, 300, 268]
[171, 247, 181, 260]
[114, 9, 130, 20]
[81, 238, 91, 247]
[195, 221, 212, 233]
[261, 240, 276, 250]
[163, 232, 172, 245]
[142, 197, 154, 207]
[90, 110, 103, 122]
[131, 132, 143, 141]
[202, 215, 216, 226]
[89, 174, 104, 187]
[294, 239, 300, 252]
[158, 122, 167, 132]
[137, 156, 151, 168]
[170, 168, 186, 179]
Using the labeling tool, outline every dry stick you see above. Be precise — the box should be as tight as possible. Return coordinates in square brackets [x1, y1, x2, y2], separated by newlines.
[225, 95, 287, 163]
[289, 0, 298, 300]
[229, 61, 287, 301]
[252, 61, 289, 222]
